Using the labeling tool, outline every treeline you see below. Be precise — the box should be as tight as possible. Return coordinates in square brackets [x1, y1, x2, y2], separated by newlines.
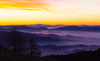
[45, 48, 100, 61]
[0, 27, 41, 56]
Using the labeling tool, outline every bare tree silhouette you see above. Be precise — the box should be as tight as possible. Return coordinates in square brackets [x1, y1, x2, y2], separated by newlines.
[0, 42, 2, 50]
[28, 37, 41, 56]
[6, 27, 26, 53]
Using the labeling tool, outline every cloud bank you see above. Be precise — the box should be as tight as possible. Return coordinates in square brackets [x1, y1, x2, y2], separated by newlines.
[0, 0, 49, 11]
[0, 0, 100, 13]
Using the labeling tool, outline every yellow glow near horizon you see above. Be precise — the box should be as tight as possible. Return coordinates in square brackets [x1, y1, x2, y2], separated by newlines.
[0, 0, 100, 25]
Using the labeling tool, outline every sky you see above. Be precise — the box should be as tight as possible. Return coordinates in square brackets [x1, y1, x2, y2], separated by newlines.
[0, 0, 100, 25]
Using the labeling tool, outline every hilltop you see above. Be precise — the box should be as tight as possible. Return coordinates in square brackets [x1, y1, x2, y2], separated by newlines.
[0, 50, 58, 61]
[45, 48, 100, 61]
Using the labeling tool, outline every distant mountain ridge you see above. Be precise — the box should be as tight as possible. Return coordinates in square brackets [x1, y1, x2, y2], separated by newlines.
[1, 24, 100, 32]
[52, 26, 100, 32]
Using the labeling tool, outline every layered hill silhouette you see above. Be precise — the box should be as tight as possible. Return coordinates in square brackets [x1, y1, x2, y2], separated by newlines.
[1, 25, 100, 32]
[53, 26, 100, 32]
[0, 50, 58, 61]
[45, 48, 100, 61]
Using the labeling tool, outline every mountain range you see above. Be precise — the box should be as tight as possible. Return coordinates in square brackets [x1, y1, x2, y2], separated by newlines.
[0, 24, 100, 32]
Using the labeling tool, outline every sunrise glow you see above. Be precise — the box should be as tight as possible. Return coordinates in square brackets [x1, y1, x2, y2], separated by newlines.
[0, 0, 100, 25]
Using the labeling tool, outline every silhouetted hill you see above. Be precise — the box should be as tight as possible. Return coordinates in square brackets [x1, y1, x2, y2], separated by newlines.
[53, 26, 100, 32]
[39, 44, 100, 56]
[0, 28, 8, 31]
[0, 25, 47, 31]
[0, 50, 58, 61]
[45, 48, 100, 61]
[1, 31, 77, 45]
[1, 25, 100, 32]
[16, 25, 47, 30]
[0, 31, 63, 44]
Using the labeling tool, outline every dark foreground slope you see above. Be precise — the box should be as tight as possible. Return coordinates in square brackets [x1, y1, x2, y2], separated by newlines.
[45, 48, 100, 61]
[0, 50, 58, 61]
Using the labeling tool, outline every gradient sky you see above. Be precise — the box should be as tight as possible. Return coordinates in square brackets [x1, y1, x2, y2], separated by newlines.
[0, 0, 100, 25]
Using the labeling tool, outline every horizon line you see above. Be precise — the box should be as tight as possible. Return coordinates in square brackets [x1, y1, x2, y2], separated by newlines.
[0, 24, 100, 26]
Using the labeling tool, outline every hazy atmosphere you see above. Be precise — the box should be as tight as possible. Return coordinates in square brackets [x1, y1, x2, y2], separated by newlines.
[0, 25, 100, 56]
[0, 0, 100, 61]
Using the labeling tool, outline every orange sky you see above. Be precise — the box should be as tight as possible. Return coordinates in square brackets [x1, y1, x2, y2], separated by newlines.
[0, 0, 100, 25]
